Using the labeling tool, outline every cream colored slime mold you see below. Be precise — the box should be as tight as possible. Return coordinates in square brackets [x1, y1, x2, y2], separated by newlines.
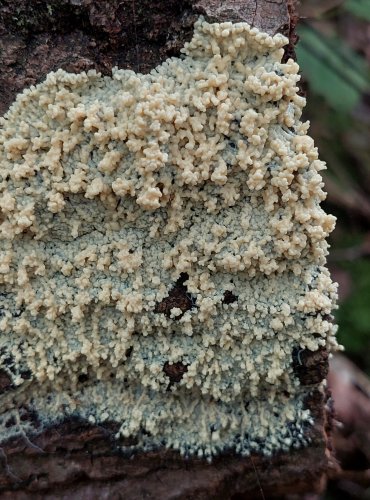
[0, 17, 338, 458]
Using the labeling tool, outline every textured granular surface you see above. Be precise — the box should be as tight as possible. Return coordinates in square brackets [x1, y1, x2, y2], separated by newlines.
[0, 18, 337, 458]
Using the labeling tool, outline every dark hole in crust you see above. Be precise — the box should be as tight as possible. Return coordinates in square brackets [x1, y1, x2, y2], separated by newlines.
[222, 290, 238, 304]
[0, 348, 31, 393]
[20, 368, 32, 380]
[156, 182, 165, 194]
[78, 373, 89, 383]
[0, 369, 13, 393]
[12, 306, 25, 318]
[292, 346, 329, 385]
[163, 361, 188, 383]
[5, 415, 16, 428]
[3, 355, 14, 368]
[18, 405, 40, 428]
[322, 314, 333, 322]
[154, 272, 196, 318]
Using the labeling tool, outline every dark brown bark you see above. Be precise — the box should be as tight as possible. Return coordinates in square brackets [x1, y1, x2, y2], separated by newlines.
[0, 393, 329, 499]
[0, 0, 295, 116]
[0, 1, 332, 498]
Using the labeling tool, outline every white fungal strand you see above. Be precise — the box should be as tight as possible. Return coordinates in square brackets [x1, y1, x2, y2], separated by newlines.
[0, 17, 338, 458]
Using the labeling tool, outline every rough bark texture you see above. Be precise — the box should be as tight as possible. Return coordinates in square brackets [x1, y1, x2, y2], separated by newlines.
[0, 1, 332, 498]
[0, 0, 295, 116]
[0, 392, 329, 499]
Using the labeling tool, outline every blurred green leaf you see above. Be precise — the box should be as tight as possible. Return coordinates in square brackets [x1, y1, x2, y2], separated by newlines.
[296, 24, 369, 112]
[344, 0, 370, 21]
[298, 3, 370, 376]
[336, 259, 370, 359]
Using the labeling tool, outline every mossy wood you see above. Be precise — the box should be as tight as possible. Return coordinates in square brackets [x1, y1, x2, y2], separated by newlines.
[0, 0, 335, 498]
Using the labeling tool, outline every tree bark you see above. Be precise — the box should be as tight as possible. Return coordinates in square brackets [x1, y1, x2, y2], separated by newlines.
[0, 1, 333, 498]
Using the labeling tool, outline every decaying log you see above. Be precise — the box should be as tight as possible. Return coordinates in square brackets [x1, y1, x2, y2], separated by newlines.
[0, 1, 333, 498]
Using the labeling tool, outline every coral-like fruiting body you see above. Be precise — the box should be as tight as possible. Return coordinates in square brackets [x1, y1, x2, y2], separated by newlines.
[0, 18, 337, 458]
